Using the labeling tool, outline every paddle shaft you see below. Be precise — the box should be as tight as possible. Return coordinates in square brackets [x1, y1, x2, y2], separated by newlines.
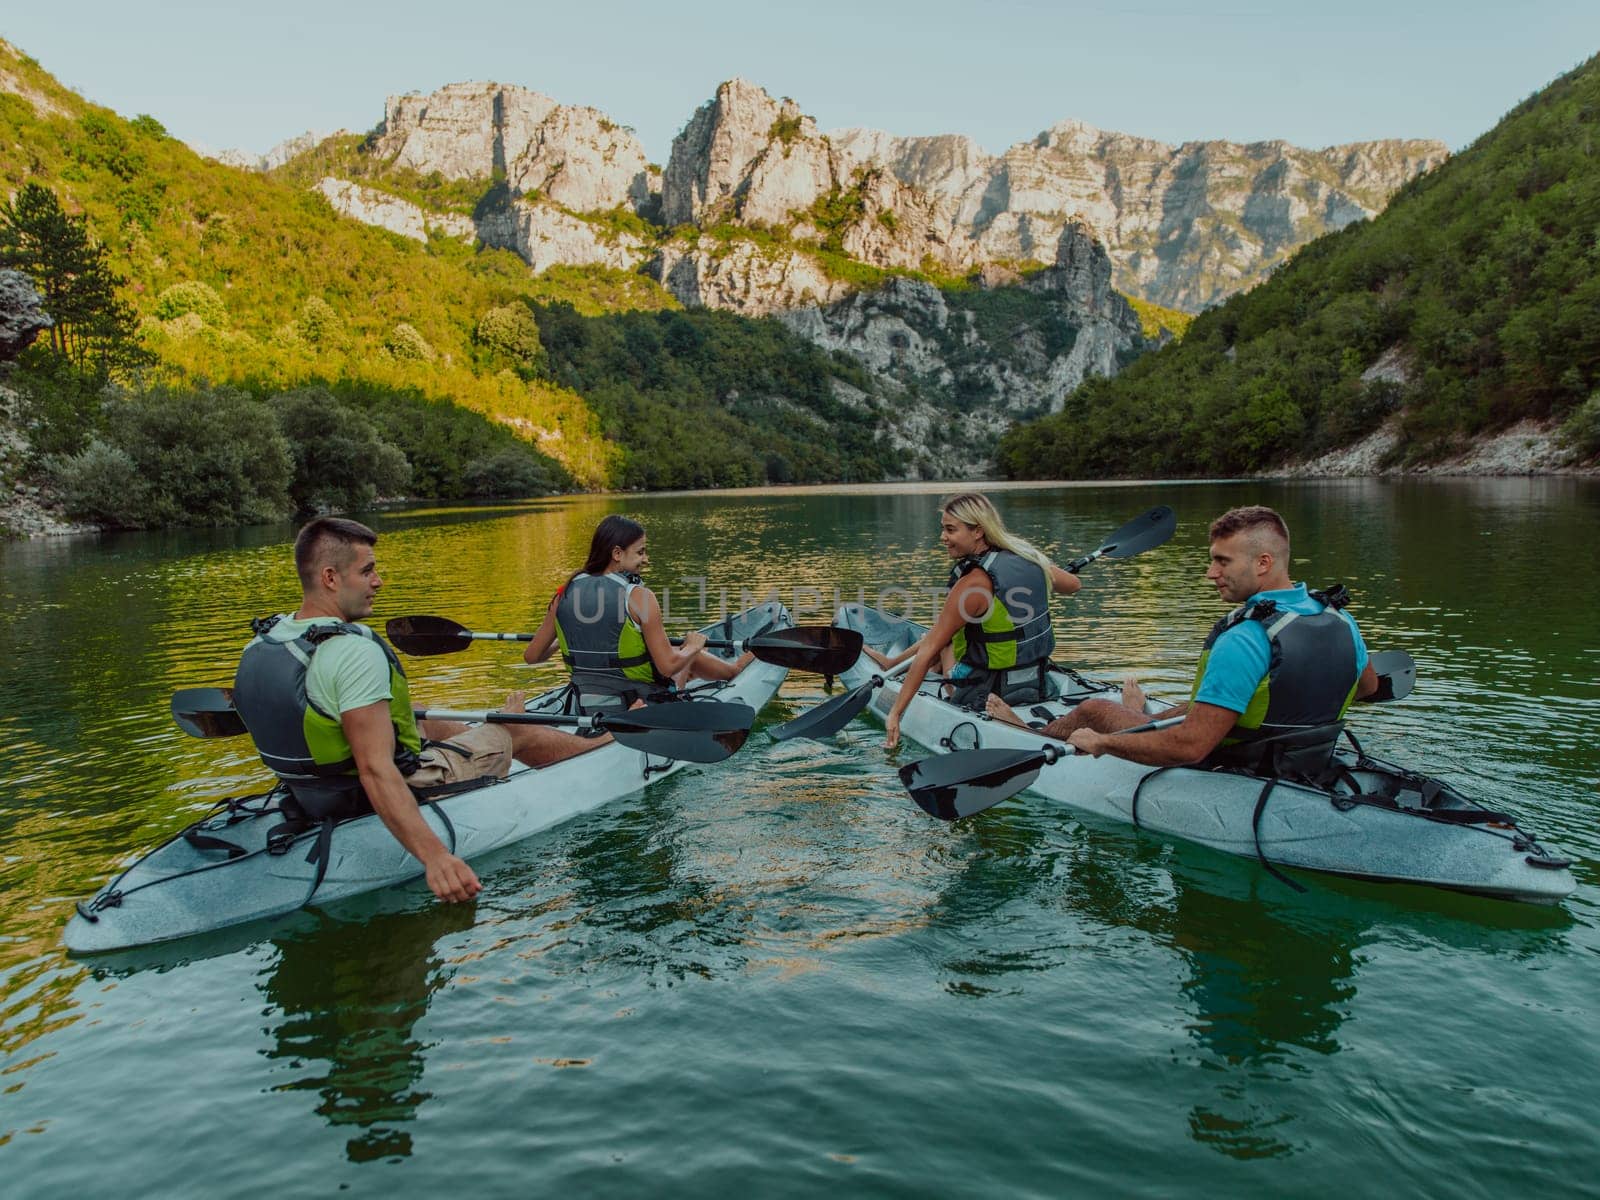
[387, 617, 861, 669]
[447, 631, 745, 649]
[417, 707, 605, 731]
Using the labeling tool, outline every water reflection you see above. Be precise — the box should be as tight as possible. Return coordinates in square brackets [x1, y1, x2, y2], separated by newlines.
[258, 901, 476, 1163]
[0, 480, 1594, 1192]
[923, 801, 1573, 1161]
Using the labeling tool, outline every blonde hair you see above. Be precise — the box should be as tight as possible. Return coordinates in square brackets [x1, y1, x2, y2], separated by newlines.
[941, 492, 1054, 577]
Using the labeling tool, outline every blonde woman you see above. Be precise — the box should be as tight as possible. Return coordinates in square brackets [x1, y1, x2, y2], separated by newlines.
[881, 493, 1081, 750]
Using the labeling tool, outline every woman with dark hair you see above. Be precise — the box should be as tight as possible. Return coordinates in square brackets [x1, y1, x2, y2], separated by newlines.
[524, 515, 753, 710]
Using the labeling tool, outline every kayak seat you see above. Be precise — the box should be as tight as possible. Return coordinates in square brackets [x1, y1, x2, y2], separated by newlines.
[1207, 722, 1346, 787]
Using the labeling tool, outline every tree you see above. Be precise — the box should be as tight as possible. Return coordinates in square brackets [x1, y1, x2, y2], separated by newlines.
[0, 182, 149, 378]
[51, 386, 294, 528]
[270, 387, 411, 514]
[474, 302, 544, 374]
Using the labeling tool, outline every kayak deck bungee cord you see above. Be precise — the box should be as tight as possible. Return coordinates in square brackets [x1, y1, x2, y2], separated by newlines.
[65, 602, 791, 953]
[830, 604, 1575, 904]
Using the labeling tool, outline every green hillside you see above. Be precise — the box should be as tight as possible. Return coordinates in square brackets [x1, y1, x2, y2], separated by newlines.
[0, 39, 903, 514]
[997, 55, 1600, 478]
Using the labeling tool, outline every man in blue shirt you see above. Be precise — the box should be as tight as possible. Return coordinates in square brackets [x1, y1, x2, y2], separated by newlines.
[989, 505, 1378, 766]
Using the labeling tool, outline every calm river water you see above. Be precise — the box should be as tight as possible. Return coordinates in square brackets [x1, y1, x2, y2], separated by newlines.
[2, 479, 1597, 1195]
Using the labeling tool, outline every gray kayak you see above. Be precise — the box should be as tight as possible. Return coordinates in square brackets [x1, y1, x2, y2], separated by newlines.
[65, 602, 792, 953]
[833, 604, 1575, 904]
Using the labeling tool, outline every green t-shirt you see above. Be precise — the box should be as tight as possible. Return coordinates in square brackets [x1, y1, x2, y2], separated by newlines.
[264, 614, 392, 717]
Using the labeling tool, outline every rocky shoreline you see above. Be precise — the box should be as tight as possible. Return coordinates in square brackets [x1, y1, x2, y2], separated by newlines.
[1270, 417, 1596, 479]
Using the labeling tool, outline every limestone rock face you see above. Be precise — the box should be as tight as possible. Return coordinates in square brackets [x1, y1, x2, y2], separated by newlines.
[506, 106, 656, 214]
[370, 82, 656, 216]
[0, 270, 51, 360]
[649, 241, 851, 315]
[485, 200, 651, 275]
[299, 75, 1438, 311]
[777, 227, 1148, 478]
[661, 79, 841, 228]
[661, 84, 1446, 310]
[314, 178, 475, 242]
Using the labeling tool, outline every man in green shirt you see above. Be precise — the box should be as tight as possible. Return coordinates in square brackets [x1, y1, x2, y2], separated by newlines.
[234, 517, 600, 904]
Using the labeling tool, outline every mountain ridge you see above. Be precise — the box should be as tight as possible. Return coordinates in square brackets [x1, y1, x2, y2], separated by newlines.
[266, 75, 1443, 313]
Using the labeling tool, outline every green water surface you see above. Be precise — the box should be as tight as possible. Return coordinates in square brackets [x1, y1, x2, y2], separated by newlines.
[1, 478, 1596, 1195]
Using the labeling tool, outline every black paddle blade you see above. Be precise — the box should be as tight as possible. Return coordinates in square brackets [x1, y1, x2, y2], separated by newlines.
[899, 748, 1048, 820]
[1100, 505, 1177, 559]
[768, 677, 880, 742]
[748, 627, 864, 674]
[386, 615, 472, 656]
[602, 700, 757, 764]
[171, 687, 248, 738]
[1367, 650, 1417, 703]
[610, 724, 750, 763]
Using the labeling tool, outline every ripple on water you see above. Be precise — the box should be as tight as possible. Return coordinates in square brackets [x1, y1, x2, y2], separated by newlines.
[2, 481, 1598, 1194]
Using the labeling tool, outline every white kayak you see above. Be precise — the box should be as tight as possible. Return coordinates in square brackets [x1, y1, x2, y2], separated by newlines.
[65, 602, 792, 953]
[832, 604, 1575, 904]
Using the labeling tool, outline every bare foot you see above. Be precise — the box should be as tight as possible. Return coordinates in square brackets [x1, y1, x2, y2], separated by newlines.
[984, 693, 1027, 728]
[1121, 675, 1148, 711]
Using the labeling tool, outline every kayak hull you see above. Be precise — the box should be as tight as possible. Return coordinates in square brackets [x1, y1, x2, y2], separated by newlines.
[834, 604, 1575, 905]
[65, 603, 791, 953]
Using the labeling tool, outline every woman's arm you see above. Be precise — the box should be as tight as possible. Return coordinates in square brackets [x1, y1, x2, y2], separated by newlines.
[1048, 564, 1081, 596]
[884, 572, 991, 750]
[633, 587, 706, 677]
[522, 597, 560, 665]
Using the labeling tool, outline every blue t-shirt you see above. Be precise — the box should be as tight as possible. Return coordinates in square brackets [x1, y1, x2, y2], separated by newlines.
[1193, 584, 1369, 715]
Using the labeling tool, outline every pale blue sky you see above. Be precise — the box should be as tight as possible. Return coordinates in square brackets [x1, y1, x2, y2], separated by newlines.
[5, 2, 1597, 161]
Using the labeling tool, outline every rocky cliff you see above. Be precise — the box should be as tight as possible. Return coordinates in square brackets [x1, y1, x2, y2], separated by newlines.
[269, 76, 1435, 475]
[661, 82, 1446, 310]
[297, 77, 1442, 315]
[370, 82, 658, 215]
[779, 227, 1149, 478]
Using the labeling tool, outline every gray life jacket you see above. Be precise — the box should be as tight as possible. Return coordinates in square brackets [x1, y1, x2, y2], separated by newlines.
[1193, 585, 1361, 778]
[554, 572, 667, 709]
[233, 616, 422, 816]
[946, 549, 1056, 671]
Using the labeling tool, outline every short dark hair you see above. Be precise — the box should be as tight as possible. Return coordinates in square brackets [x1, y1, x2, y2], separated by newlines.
[1209, 506, 1290, 553]
[294, 516, 378, 589]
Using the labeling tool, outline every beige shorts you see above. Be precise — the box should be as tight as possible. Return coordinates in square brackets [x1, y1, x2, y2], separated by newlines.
[409, 723, 514, 788]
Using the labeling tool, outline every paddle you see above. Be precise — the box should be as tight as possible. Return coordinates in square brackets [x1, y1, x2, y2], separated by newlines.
[1064, 505, 1177, 574]
[900, 650, 1420, 820]
[169, 688, 757, 764]
[1364, 650, 1415, 703]
[899, 716, 1185, 820]
[385, 615, 862, 675]
[769, 506, 1180, 743]
[769, 659, 915, 742]
[172, 687, 247, 739]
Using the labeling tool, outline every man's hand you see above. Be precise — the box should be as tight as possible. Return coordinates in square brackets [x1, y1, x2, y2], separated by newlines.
[1068, 728, 1107, 757]
[425, 852, 482, 903]
[680, 631, 708, 654]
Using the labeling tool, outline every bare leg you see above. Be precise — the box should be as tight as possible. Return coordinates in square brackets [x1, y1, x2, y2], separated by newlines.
[1040, 697, 1153, 740]
[419, 693, 608, 769]
[504, 724, 609, 767]
[865, 642, 924, 671]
